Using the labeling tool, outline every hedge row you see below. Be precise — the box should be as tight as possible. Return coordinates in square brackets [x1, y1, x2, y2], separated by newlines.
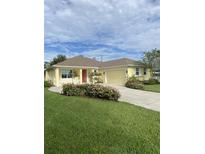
[62, 84, 121, 101]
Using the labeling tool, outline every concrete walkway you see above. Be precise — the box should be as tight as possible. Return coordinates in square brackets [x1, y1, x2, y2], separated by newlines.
[49, 86, 62, 93]
[49, 85, 160, 112]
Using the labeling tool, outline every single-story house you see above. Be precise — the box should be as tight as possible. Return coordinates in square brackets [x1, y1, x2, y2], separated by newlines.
[45, 55, 152, 87]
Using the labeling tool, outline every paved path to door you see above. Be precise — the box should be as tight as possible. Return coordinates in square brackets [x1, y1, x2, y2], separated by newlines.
[49, 86, 62, 93]
[106, 84, 160, 112]
[49, 85, 160, 112]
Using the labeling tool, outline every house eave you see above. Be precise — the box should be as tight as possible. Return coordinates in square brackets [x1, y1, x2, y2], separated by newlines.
[101, 64, 144, 69]
[53, 65, 99, 69]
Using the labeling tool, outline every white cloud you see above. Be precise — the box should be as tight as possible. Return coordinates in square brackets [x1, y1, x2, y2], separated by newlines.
[45, 0, 160, 54]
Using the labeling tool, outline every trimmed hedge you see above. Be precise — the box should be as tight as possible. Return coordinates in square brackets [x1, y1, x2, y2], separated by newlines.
[62, 84, 121, 101]
[125, 76, 144, 90]
[44, 81, 53, 88]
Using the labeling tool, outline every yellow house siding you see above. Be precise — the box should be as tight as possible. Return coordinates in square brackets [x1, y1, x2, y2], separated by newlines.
[144, 68, 152, 80]
[45, 66, 152, 86]
[45, 71, 49, 80]
[127, 67, 136, 77]
[127, 67, 152, 81]
[45, 69, 55, 84]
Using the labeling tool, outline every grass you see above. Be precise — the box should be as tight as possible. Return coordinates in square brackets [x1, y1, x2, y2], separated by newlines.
[144, 84, 160, 93]
[45, 88, 160, 154]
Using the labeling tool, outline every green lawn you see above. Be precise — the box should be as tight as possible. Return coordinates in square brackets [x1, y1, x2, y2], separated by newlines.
[45, 88, 160, 154]
[144, 84, 160, 93]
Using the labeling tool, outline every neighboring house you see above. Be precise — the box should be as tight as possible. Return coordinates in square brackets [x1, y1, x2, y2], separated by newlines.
[45, 55, 152, 87]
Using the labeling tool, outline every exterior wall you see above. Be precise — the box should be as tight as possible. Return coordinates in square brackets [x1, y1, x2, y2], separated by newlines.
[144, 68, 152, 80]
[45, 69, 55, 84]
[127, 67, 152, 81]
[45, 66, 152, 86]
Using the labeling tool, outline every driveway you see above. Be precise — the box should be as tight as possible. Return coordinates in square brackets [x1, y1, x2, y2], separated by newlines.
[49, 85, 160, 112]
[107, 85, 160, 111]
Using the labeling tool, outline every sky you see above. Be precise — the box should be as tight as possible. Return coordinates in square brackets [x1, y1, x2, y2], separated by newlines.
[45, 0, 160, 62]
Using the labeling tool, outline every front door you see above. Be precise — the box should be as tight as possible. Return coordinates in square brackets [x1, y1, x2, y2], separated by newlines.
[82, 69, 87, 83]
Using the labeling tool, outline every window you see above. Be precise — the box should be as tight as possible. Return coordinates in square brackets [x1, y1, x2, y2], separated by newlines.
[144, 68, 147, 75]
[61, 69, 72, 78]
[136, 68, 139, 75]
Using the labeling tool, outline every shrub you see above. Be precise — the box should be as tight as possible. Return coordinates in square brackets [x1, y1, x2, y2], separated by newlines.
[94, 77, 103, 83]
[62, 84, 85, 96]
[125, 76, 144, 89]
[85, 84, 120, 101]
[144, 79, 159, 85]
[44, 81, 53, 88]
[62, 84, 120, 101]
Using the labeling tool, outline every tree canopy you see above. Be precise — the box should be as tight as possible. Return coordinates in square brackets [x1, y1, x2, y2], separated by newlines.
[50, 55, 66, 66]
[143, 49, 160, 70]
[44, 55, 67, 70]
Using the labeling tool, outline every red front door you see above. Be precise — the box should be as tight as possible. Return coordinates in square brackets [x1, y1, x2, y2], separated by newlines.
[82, 69, 87, 83]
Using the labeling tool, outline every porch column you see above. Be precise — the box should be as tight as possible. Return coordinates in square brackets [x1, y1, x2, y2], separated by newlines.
[104, 71, 107, 84]
[55, 68, 60, 87]
[79, 69, 82, 84]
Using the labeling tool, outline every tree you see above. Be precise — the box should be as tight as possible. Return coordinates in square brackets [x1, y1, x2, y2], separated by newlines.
[44, 61, 50, 69]
[50, 55, 66, 66]
[143, 49, 160, 74]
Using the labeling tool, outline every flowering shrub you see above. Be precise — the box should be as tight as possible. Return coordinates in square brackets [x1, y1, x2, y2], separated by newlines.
[62, 84, 85, 96]
[125, 76, 144, 89]
[62, 84, 120, 101]
[85, 84, 120, 101]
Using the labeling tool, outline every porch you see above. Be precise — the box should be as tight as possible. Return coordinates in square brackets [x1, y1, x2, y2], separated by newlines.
[55, 67, 96, 87]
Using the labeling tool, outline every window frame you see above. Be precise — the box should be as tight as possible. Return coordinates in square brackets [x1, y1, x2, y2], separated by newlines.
[61, 69, 72, 79]
[136, 68, 139, 76]
[144, 68, 147, 75]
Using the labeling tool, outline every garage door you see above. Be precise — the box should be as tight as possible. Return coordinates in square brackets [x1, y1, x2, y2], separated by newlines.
[106, 69, 126, 85]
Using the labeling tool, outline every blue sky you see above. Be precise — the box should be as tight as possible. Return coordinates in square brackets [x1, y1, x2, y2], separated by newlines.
[45, 0, 160, 62]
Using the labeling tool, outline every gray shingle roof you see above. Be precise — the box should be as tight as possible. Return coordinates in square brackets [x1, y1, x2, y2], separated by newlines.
[54, 55, 101, 67]
[101, 58, 144, 67]
[54, 56, 144, 68]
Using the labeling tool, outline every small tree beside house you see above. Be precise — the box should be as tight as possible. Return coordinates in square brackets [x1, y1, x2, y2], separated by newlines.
[89, 71, 103, 84]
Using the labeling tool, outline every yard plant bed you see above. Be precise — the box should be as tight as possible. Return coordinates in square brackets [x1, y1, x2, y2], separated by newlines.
[45, 88, 160, 154]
